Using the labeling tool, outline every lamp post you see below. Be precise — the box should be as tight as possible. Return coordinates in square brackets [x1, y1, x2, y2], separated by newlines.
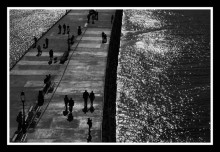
[20, 91, 26, 133]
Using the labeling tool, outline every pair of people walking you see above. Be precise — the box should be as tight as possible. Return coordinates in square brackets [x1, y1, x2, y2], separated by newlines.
[83, 90, 95, 113]
[64, 95, 75, 114]
[63, 95, 75, 122]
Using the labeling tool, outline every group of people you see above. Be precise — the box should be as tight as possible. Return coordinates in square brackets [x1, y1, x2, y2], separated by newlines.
[58, 24, 70, 35]
[87, 10, 98, 24]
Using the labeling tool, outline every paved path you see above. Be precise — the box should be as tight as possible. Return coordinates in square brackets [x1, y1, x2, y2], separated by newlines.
[10, 9, 115, 143]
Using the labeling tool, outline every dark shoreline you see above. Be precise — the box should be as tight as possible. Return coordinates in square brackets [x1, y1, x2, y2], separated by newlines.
[102, 10, 123, 142]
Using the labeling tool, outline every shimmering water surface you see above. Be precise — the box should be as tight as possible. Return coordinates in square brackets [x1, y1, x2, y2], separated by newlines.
[116, 10, 210, 142]
[9, 9, 66, 69]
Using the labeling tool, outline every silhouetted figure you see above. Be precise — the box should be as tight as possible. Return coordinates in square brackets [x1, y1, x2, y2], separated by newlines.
[33, 36, 37, 48]
[58, 24, 62, 34]
[102, 32, 107, 43]
[37, 45, 42, 56]
[16, 111, 23, 132]
[78, 26, 82, 35]
[87, 118, 92, 131]
[63, 24, 66, 34]
[49, 49, 53, 60]
[111, 15, 114, 24]
[44, 75, 50, 84]
[64, 95, 69, 111]
[89, 91, 95, 107]
[87, 133, 92, 142]
[68, 98, 74, 113]
[83, 90, 89, 108]
[45, 38, 49, 48]
[92, 14, 95, 24]
[87, 14, 90, 23]
[70, 35, 75, 44]
[67, 25, 70, 34]
[37, 90, 44, 106]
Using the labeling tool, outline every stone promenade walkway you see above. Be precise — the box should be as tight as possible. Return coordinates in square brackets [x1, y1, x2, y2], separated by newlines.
[10, 9, 115, 143]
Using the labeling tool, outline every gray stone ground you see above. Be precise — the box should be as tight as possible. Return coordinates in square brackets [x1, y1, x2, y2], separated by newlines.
[10, 9, 115, 143]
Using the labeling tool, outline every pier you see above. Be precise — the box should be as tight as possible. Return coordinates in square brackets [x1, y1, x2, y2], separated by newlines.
[9, 9, 120, 143]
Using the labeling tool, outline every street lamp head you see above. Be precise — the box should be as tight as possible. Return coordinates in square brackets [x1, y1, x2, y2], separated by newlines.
[20, 91, 25, 102]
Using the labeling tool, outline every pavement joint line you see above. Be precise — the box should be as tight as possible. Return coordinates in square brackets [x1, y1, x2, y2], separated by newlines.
[33, 25, 88, 131]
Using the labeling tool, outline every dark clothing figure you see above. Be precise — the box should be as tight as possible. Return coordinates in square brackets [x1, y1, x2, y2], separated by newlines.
[102, 32, 107, 43]
[92, 14, 95, 24]
[49, 49, 53, 60]
[44, 74, 50, 84]
[87, 118, 92, 130]
[83, 90, 89, 108]
[58, 24, 62, 34]
[69, 98, 74, 113]
[78, 26, 82, 35]
[37, 45, 42, 56]
[89, 91, 95, 107]
[63, 24, 66, 34]
[87, 14, 90, 23]
[67, 25, 70, 34]
[64, 95, 69, 111]
[16, 111, 23, 131]
[111, 15, 114, 24]
[33, 36, 37, 48]
[38, 90, 44, 106]
[70, 35, 75, 44]
[45, 38, 49, 48]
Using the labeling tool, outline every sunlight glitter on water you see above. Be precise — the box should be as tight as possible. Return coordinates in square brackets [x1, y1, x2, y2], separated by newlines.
[116, 10, 210, 142]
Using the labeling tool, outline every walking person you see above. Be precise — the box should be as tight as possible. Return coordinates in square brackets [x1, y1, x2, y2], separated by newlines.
[102, 32, 107, 43]
[58, 24, 62, 34]
[78, 26, 82, 35]
[89, 91, 95, 107]
[16, 111, 23, 132]
[33, 36, 37, 48]
[37, 45, 42, 56]
[70, 35, 75, 44]
[68, 98, 74, 113]
[63, 24, 66, 34]
[83, 90, 89, 110]
[67, 25, 70, 35]
[49, 49, 53, 61]
[64, 95, 69, 111]
[37, 90, 44, 106]
[45, 38, 49, 48]
[92, 13, 96, 24]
